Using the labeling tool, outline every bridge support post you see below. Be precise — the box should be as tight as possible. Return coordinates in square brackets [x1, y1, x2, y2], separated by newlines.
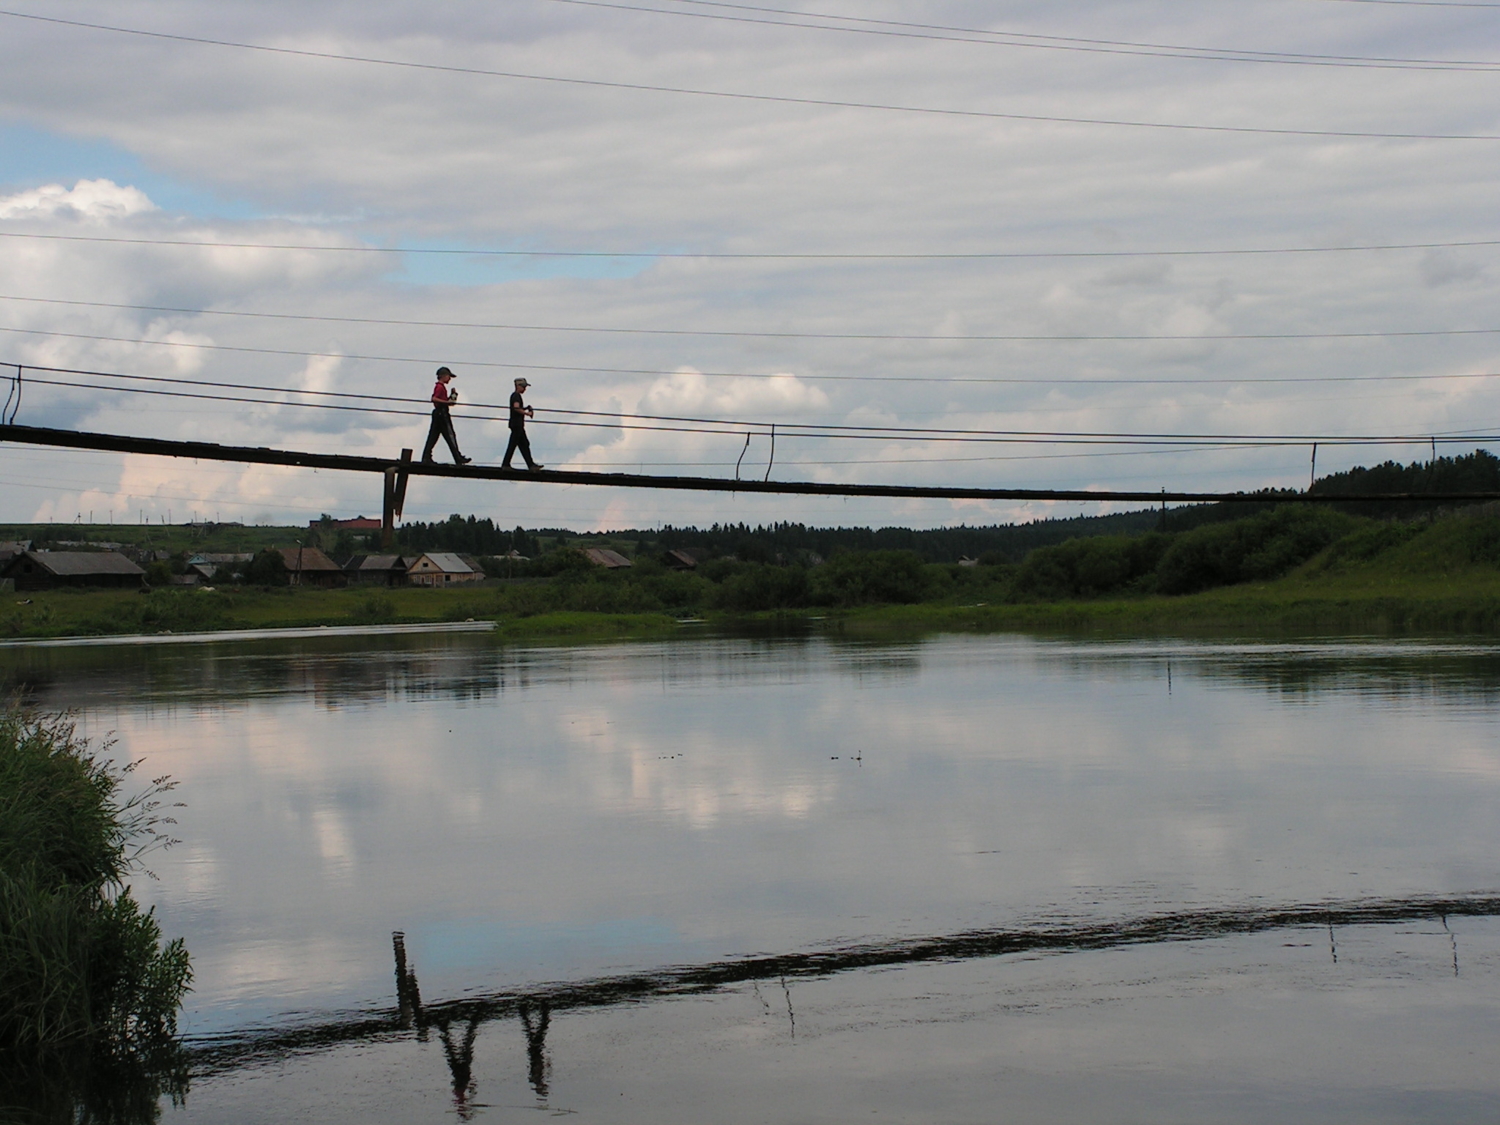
[382, 448, 413, 550]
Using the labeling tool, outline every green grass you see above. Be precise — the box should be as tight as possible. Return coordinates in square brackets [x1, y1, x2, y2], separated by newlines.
[0, 708, 191, 1122]
[0, 522, 305, 556]
[830, 514, 1500, 637]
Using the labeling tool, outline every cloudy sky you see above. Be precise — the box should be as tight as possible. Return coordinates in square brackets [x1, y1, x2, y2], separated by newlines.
[1, 1, 1498, 531]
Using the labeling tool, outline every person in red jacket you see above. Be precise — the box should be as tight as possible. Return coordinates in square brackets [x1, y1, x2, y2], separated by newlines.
[421, 366, 471, 464]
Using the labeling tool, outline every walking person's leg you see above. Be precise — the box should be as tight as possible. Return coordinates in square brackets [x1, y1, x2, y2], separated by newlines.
[441, 415, 468, 463]
[502, 430, 520, 469]
[515, 430, 540, 470]
[422, 411, 444, 461]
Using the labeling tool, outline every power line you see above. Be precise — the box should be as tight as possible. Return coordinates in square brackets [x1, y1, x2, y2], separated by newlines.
[1315, 0, 1500, 7]
[557, 0, 1500, 71]
[5, 313, 1500, 346]
[1, 7, 1496, 140]
[3, 230, 1499, 260]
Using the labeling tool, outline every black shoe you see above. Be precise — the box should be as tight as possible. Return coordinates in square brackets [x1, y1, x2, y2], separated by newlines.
[420, 455, 434, 464]
[501, 462, 513, 471]
[458, 456, 473, 465]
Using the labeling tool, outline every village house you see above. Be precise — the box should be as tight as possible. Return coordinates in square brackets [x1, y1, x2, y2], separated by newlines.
[1, 551, 145, 591]
[186, 552, 254, 581]
[343, 554, 411, 586]
[406, 552, 482, 587]
[276, 546, 347, 588]
[582, 548, 633, 569]
[310, 516, 383, 531]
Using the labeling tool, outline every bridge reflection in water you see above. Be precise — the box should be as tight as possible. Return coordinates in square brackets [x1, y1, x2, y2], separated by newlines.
[184, 893, 1499, 1113]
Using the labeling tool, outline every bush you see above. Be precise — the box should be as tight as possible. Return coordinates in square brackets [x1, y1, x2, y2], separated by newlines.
[808, 550, 930, 606]
[0, 708, 191, 1116]
[1155, 506, 1357, 595]
[1012, 533, 1170, 601]
[243, 548, 288, 587]
[526, 548, 595, 578]
[1315, 520, 1425, 570]
[350, 593, 397, 623]
[714, 563, 810, 612]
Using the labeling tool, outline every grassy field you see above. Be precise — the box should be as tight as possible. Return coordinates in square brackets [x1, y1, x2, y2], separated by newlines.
[1, 583, 687, 641]
[0, 521, 303, 555]
[838, 516, 1500, 637]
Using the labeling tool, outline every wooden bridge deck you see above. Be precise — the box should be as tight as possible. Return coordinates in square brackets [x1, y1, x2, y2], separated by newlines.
[4, 423, 1497, 506]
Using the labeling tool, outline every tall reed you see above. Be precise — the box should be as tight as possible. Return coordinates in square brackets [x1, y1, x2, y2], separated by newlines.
[0, 706, 192, 1122]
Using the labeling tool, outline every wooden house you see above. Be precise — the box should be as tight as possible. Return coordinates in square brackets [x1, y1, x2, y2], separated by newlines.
[406, 552, 482, 587]
[582, 548, 633, 569]
[2, 551, 145, 591]
[276, 546, 347, 588]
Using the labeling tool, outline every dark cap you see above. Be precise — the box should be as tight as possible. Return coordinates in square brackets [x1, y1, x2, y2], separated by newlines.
[436, 366, 455, 378]
[514, 377, 530, 388]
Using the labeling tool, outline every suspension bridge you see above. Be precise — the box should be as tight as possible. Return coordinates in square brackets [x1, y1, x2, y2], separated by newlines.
[5, 422, 1500, 548]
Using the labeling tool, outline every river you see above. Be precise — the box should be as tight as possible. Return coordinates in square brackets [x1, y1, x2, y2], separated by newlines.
[5, 626, 1499, 1123]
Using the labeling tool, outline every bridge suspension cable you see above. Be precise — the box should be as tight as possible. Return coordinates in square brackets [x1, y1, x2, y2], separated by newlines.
[11, 362, 1500, 451]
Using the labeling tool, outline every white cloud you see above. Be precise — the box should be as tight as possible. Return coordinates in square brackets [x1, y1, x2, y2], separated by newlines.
[0, 178, 155, 222]
[0, 4, 1497, 528]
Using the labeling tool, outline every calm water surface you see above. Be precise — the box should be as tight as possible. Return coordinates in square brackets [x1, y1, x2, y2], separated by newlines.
[5, 629, 1500, 1123]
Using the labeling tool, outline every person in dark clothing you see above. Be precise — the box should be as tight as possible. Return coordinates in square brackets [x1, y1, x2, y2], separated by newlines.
[422, 366, 471, 464]
[502, 377, 543, 470]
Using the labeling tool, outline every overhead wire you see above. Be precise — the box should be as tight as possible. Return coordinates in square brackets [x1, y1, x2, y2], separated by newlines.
[1314, 1, 1500, 7]
[11, 361, 1500, 449]
[4, 312, 1500, 346]
[1, 8, 1497, 140]
[4, 231, 1500, 260]
[554, 0, 1500, 71]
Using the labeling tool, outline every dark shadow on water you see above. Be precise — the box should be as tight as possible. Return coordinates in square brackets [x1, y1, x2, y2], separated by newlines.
[519, 1002, 550, 1101]
[187, 892, 1500, 1087]
[0, 1044, 189, 1125]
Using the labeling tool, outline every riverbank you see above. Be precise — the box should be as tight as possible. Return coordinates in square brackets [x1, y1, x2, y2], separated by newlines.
[9, 508, 1500, 641]
[7, 568, 1500, 643]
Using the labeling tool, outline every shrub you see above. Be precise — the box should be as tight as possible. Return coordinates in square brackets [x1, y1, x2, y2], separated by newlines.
[1315, 520, 1425, 570]
[0, 708, 191, 1115]
[808, 551, 930, 606]
[350, 592, 397, 623]
[714, 564, 810, 612]
[1155, 506, 1357, 595]
[243, 548, 288, 587]
[1455, 517, 1500, 566]
[527, 548, 595, 577]
[1012, 533, 1170, 601]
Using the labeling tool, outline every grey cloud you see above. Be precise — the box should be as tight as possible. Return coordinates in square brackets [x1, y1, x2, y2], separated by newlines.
[0, 2, 1497, 526]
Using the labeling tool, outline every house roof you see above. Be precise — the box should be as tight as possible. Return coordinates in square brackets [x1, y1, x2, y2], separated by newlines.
[276, 546, 342, 572]
[345, 554, 407, 571]
[315, 516, 383, 530]
[409, 552, 475, 574]
[582, 548, 633, 569]
[4, 551, 144, 577]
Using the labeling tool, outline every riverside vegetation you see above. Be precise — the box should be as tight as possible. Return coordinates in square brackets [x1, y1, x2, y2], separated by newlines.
[8, 502, 1500, 639]
[0, 708, 192, 1124]
[8, 451, 1500, 639]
